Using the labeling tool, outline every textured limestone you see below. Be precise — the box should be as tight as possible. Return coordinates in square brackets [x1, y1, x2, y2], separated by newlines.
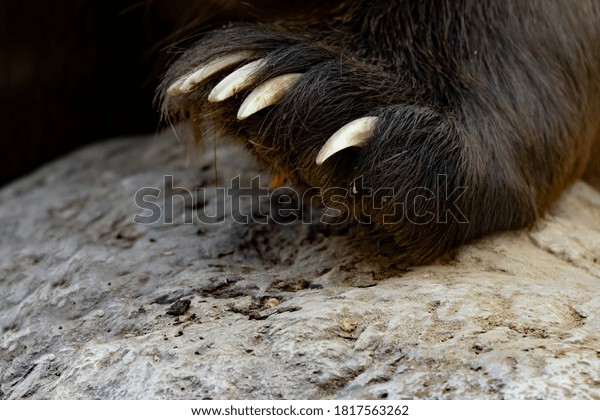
[1, 131, 599, 399]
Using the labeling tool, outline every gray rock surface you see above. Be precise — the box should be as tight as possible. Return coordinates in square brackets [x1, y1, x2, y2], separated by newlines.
[1, 130, 600, 399]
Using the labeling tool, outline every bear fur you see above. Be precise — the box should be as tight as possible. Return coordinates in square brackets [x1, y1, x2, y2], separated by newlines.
[2, 0, 599, 263]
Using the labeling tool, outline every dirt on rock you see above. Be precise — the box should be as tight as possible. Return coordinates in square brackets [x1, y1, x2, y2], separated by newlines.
[1, 130, 599, 399]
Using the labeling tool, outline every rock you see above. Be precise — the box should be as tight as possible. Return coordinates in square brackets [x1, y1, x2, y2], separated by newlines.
[1, 130, 599, 399]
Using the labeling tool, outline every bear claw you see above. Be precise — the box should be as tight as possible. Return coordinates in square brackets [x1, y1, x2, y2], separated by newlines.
[316, 116, 379, 165]
[237, 73, 303, 120]
[168, 52, 252, 96]
[208, 59, 266, 102]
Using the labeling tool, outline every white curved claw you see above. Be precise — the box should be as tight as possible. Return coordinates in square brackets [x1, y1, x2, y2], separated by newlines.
[208, 59, 266, 102]
[237, 73, 302, 120]
[167, 79, 184, 96]
[315, 116, 379, 165]
[167, 52, 251, 96]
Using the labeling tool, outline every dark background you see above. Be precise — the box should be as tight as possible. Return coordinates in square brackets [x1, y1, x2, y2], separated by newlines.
[1, 1, 170, 186]
[0, 0, 332, 186]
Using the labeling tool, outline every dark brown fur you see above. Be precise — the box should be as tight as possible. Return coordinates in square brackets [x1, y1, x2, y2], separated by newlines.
[162, 0, 600, 263]
[2, 1, 599, 264]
